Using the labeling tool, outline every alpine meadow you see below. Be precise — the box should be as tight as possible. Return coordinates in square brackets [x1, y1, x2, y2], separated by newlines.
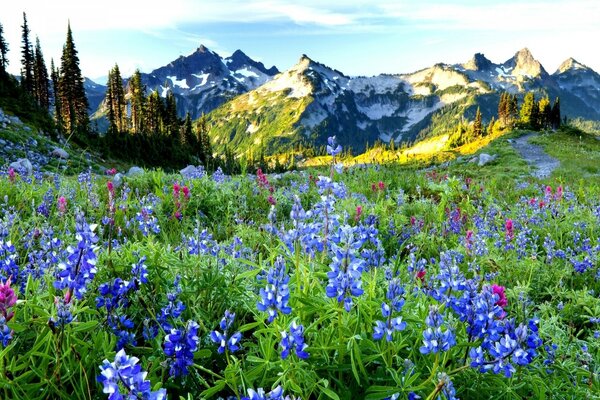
[0, 1, 599, 399]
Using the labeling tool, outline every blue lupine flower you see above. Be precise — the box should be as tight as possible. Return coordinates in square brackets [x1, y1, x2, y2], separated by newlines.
[280, 321, 309, 359]
[327, 136, 342, 157]
[326, 225, 366, 312]
[98, 348, 166, 400]
[0, 316, 12, 346]
[257, 257, 291, 323]
[373, 302, 407, 342]
[437, 373, 458, 400]
[242, 385, 295, 400]
[164, 320, 200, 377]
[135, 205, 160, 236]
[157, 276, 186, 331]
[419, 306, 455, 354]
[54, 212, 98, 300]
[210, 310, 242, 354]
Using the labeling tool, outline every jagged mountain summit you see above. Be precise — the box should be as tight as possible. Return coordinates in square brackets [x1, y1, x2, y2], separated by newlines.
[89, 45, 279, 121]
[201, 47, 600, 156]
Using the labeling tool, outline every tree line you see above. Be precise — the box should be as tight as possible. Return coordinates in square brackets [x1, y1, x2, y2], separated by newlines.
[449, 91, 561, 148]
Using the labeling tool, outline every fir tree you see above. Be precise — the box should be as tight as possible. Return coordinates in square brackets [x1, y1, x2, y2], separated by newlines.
[498, 92, 508, 126]
[164, 91, 179, 136]
[106, 64, 126, 132]
[196, 113, 212, 167]
[180, 112, 195, 147]
[520, 92, 537, 129]
[58, 22, 89, 135]
[20, 12, 34, 95]
[144, 91, 163, 137]
[128, 69, 145, 133]
[33, 37, 50, 110]
[486, 116, 495, 136]
[473, 106, 483, 137]
[105, 68, 116, 134]
[508, 95, 518, 127]
[50, 59, 63, 130]
[550, 97, 561, 130]
[538, 96, 551, 130]
[0, 22, 8, 73]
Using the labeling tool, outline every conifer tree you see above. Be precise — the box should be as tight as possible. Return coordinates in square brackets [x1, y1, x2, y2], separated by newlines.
[508, 95, 518, 127]
[105, 68, 117, 133]
[473, 107, 483, 137]
[498, 92, 508, 126]
[58, 22, 89, 135]
[144, 91, 163, 136]
[196, 113, 212, 167]
[164, 91, 179, 136]
[20, 12, 34, 95]
[0, 22, 8, 73]
[33, 37, 50, 110]
[486, 116, 495, 136]
[50, 59, 63, 130]
[538, 96, 551, 130]
[520, 92, 536, 128]
[128, 69, 145, 133]
[106, 64, 126, 132]
[180, 112, 195, 147]
[550, 97, 561, 129]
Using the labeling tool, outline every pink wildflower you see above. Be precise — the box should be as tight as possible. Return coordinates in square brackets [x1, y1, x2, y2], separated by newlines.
[0, 278, 17, 321]
[57, 196, 67, 214]
[505, 219, 514, 241]
[8, 168, 15, 183]
[491, 284, 508, 308]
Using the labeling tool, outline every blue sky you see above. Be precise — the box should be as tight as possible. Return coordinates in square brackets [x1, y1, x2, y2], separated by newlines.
[3, 0, 600, 82]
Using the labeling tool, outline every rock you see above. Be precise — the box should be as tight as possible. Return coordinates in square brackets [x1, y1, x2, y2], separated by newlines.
[51, 147, 70, 159]
[0, 139, 6, 146]
[28, 138, 38, 147]
[112, 173, 124, 189]
[23, 126, 31, 132]
[9, 158, 33, 175]
[126, 166, 144, 177]
[478, 153, 497, 166]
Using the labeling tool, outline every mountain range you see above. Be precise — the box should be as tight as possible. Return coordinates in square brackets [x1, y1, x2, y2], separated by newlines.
[86, 46, 600, 156]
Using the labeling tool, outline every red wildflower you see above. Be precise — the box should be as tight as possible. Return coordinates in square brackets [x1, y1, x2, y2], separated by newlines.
[0, 278, 17, 321]
[505, 219, 514, 241]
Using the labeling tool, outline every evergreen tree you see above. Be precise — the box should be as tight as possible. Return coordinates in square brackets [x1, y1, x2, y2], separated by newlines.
[498, 92, 508, 126]
[144, 91, 163, 137]
[508, 94, 518, 127]
[196, 113, 212, 167]
[33, 37, 50, 110]
[550, 97, 561, 130]
[538, 96, 551, 130]
[0, 22, 8, 73]
[50, 59, 63, 130]
[105, 68, 116, 133]
[58, 22, 89, 135]
[128, 69, 145, 133]
[486, 116, 495, 136]
[473, 107, 483, 137]
[20, 12, 34, 95]
[106, 64, 126, 132]
[520, 92, 537, 128]
[164, 91, 179, 136]
[180, 112, 195, 147]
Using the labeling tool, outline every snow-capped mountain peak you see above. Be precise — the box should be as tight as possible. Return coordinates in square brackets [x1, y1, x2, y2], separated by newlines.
[556, 57, 590, 74]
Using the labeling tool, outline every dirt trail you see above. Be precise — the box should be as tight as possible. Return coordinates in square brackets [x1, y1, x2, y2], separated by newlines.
[511, 133, 559, 179]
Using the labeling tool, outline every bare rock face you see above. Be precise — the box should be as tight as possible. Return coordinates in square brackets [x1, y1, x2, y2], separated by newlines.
[505, 48, 547, 79]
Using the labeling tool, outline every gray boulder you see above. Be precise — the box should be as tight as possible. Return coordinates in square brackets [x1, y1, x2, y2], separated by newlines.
[51, 147, 70, 159]
[9, 158, 33, 175]
[477, 153, 497, 166]
[112, 173, 124, 189]
[126, 166, 144, 177]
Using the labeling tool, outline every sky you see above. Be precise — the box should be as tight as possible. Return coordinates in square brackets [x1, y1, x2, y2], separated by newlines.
[3, 0, 600, 83]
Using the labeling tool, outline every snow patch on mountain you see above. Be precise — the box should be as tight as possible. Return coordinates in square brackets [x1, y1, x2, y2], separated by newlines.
[167, 76, 189, 89]
[357, 103, 397, 119]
